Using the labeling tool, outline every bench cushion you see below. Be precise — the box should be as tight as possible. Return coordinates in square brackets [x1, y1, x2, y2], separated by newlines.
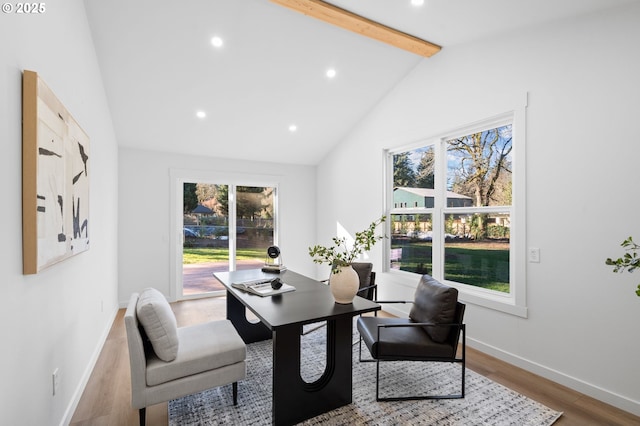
[137, 288, 179, 362]
[146, 319, 246, 386]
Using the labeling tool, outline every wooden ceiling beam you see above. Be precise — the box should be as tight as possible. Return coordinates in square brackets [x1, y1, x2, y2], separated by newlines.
[269, 0, 441, 58]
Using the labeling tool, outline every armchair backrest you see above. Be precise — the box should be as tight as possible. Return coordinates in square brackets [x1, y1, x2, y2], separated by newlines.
[409, 275, 460, 343]
[351, 262, 376, 300]
[124, 293, 147, 408]
[447, 301, 466, 353]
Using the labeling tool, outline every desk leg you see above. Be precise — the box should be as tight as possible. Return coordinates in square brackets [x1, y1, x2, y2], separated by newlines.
[226, 290, 271, 343]
[272, 316, 353, 425]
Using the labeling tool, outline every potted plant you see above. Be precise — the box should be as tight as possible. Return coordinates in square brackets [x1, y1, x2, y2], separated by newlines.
[309, 216, 386, 303]
[605, 236, 640, 297]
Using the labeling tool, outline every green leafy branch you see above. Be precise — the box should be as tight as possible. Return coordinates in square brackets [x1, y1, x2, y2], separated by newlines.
[309, 216, 387, 273]
[605, 236, 640, 297]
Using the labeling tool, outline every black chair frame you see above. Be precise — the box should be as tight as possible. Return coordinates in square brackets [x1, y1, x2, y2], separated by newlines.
[319, 270, 377, 299]
[356, 271, 377, 301]
[302, 268, 377, 336]
[358, 301, 466, 401]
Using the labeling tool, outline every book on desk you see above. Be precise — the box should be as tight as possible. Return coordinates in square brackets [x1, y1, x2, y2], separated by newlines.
[231, 278, 295, 297]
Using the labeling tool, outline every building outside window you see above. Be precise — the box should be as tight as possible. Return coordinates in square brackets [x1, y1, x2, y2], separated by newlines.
[386, 111, 526, 316]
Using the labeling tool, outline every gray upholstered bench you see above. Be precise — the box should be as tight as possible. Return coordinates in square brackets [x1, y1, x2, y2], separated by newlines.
[124, 289, 246, 425]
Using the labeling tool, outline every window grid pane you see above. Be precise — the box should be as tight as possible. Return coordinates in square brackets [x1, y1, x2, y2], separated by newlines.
[390, 122, 513, 294]
[443, 213, 510, 293]
[390, 213, 432, 275]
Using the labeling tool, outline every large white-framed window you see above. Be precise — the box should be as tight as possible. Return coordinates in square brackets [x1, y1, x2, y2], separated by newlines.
[385, 108, 527, 317]
[169, 169, 280, 301]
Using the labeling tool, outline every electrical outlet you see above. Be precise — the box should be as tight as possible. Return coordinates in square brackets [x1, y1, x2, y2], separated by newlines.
[52, 368, 59, 396]
[528, 247, 540, 263]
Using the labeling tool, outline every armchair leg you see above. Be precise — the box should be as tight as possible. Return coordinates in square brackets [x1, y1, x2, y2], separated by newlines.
[461, 357, 466, 398]
[375, 359, 465, 401]
[301, 322, 326, 335]
[357, 335, 376, 363]
[376, 360, 381, 401]
[139, 407, 146, 426]
[232, 382, 238, 405]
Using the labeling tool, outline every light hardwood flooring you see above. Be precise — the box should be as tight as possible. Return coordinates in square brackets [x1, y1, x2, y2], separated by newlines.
[70, 297, 640, 425]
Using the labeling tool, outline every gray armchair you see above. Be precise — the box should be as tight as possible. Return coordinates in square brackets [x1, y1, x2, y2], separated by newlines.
[357, 275, 466, 401]
[124, 289, 246, 425]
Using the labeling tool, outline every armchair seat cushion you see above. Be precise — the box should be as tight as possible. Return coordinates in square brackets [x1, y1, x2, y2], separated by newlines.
[357, 317, 456, 360]
[146, 319, 246, 386]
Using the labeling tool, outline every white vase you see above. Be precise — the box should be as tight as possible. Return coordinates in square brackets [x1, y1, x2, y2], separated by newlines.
[329, 265, 359, 304]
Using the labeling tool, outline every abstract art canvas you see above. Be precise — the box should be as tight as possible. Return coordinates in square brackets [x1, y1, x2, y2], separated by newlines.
[22, 70, 90, 274]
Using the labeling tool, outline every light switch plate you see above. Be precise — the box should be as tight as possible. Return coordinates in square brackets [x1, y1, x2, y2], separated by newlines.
[528, 247, 540, 263]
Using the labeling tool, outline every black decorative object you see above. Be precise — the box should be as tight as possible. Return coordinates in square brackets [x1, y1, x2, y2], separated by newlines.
[262, 245, 286, 273]
[270, 278, 283, 290]
[267, 246, 280, 259]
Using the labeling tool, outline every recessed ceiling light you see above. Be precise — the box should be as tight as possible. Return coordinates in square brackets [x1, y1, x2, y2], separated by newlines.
[196, 111, 206, 119]
[289, 124, 297, 132]
[411, 0, 425, 6]
[326, 68, 337, 79]
[211, 36, 224, 48]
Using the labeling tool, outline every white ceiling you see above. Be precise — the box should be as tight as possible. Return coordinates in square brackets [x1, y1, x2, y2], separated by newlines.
[84, 0, 637, 165]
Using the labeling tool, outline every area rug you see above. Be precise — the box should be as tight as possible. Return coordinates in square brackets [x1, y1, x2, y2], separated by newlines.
[169, 324, 562, 425]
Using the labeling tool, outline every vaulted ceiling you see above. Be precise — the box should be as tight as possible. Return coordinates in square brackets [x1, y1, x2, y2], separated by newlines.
[85, 0, 637, 165]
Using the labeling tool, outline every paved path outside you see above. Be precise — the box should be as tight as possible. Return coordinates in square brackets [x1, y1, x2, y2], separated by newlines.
[182, 260, 263, 295]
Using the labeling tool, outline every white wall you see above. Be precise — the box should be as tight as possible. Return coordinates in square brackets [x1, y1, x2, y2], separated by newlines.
[118, 147, 317, 303]
[0, 1, 119, 425]
[316, 3, 640, 416]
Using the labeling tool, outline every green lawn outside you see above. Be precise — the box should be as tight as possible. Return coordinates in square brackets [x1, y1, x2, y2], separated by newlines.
[393, 240, 510, 293]
[185, 243, 509, 293]
[183, 247, 265, 264]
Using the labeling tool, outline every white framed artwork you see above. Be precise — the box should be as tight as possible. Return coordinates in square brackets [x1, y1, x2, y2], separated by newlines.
[22, 70, 90, 274]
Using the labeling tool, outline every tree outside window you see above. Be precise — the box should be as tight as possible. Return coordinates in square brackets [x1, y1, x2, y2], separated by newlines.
[389, 123, 513, 294]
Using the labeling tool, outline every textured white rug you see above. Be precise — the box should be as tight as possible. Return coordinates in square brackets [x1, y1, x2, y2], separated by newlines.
[169, 324, 562, 425]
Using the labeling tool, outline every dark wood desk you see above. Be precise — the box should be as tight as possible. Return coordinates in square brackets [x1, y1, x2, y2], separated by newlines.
[214, 269, 380, 426]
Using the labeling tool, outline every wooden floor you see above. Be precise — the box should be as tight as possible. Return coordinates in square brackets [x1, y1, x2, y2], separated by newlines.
[70, 296, 640, 426]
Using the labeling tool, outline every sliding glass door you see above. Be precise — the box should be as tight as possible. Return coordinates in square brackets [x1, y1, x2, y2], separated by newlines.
[180, 182, 276, 297]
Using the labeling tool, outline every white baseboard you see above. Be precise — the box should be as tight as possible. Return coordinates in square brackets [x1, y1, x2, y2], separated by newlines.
[59, 304, 639, 422]
[60, 307, 119, 426]
[468, 337, 640, 417]
[383, 304, 410, 318]
[381, 303, 640, 417]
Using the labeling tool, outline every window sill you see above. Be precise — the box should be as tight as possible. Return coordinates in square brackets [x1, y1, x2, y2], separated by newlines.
[381, 270, 528, 318]
[452, 284, 528, 317]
